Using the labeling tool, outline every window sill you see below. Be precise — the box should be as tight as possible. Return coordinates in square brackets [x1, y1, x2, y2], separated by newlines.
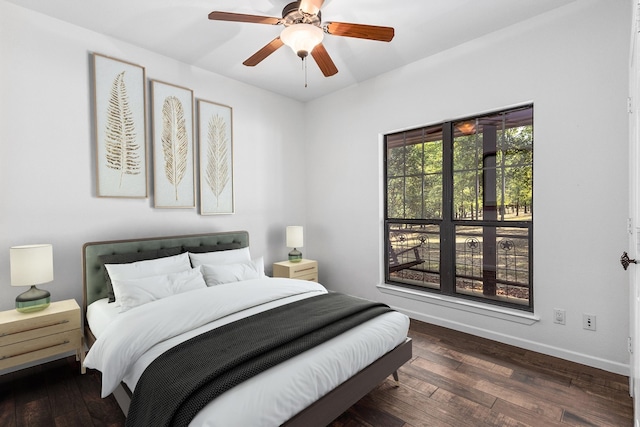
[377, 283, 540, 325]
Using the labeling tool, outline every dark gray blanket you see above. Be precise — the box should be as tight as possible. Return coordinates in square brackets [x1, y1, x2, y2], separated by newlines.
[125, 292, 393, 427]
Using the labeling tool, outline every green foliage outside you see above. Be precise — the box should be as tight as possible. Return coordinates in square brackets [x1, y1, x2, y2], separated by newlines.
[387, 125, 532, 222]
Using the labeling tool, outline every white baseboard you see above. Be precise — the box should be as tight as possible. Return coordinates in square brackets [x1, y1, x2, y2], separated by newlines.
[396, 306, 630, 377]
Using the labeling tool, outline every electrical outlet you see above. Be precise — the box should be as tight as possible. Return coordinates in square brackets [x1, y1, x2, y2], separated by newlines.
[583, 314, 596, 331]
[553, 309, 566, 325]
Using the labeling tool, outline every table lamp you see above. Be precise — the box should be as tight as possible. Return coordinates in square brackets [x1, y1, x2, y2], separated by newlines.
[286, 226, 303, 263]
[10, 244, 53, 313]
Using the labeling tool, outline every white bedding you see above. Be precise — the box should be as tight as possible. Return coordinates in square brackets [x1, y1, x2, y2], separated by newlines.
[84, 277, 409, 426]
[86, 298, 121, 337]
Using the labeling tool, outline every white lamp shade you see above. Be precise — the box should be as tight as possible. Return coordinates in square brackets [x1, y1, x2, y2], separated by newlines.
[10, 244, 54, 287]
[280, 24, 324, 57]
[286, 226, 304, 248]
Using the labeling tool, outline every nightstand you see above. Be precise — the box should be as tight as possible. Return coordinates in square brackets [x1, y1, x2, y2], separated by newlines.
[0, 299, 85, 374]
[273, 259, 318, 282]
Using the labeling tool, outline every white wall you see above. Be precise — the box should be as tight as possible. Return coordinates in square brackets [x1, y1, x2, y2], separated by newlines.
[305, 0, 632, 374]
[0, 1, 307, 311]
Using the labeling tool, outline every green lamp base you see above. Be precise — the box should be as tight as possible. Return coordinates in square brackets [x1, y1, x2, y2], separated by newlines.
[16, 285, 51, 313]
[288, 248, 302, 263]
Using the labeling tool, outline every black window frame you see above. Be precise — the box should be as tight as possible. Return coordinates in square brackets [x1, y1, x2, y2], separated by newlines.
[384, 105, 533, 312]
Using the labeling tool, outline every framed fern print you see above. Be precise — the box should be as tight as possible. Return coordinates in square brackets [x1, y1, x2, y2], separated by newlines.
[150, 80, 196, 208]
[197, 99, 234, 215]
[92, 53, 147, 198]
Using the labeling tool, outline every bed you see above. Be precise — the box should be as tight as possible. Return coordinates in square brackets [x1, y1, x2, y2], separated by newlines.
[81, 230, 412, 426]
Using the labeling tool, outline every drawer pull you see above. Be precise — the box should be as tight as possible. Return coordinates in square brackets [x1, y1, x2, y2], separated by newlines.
[0, 340, 71, 360]
[0, 319, 70, 337]
[293, 266, 316, 273]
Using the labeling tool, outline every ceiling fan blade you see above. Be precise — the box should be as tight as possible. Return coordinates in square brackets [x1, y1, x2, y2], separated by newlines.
[311, 43, 338, 77]
[208, 11, 281, 25]
[243, 37, 285, 67]
[325, 22, 394, 42]
[299, 0, 325, 15]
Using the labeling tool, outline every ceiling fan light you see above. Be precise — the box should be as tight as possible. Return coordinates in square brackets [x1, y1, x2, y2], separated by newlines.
[281, 24, 324, 58]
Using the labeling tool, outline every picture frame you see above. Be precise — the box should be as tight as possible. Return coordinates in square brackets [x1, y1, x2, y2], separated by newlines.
[150, 80, 196, 208]
[92, 53, 147, 198]
[197, 99, 234, 215]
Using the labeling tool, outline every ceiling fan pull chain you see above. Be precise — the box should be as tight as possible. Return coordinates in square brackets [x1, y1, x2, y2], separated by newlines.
[303, 57, 308, 88]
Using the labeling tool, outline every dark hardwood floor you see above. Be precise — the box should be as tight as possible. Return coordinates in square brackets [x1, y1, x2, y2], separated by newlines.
[1, 319, 633, 426]
[0, 355, 124, 427]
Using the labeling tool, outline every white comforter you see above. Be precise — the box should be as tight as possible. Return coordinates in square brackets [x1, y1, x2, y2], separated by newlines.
[84, 278, 409, 426]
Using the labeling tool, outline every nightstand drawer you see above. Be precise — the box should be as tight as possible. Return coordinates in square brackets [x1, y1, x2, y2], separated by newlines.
[0, 329, 82, 370]
[288, 262, 318, 278]
[0, 309, 80, 347]
[273, 259, 318, 282]
[295, 272, 319, 282]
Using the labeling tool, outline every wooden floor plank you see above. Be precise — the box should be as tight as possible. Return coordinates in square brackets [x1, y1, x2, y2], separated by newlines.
[398, 371, 439, 397]
[490, 398, 566, 427]
[561, 409, 610, 427]
[15, 397, 51, 427]
[0, 319, 633, 426]
[401, 359, 498, 408]
[358, 388, 459, 427]
[74, 370, 124, 426]
[474, 357, 630, 423]
[340, 388, 405, 427]
[0, 381, 16, 427]
[428, 388, 502, 427]
[46, 359, 86, 419]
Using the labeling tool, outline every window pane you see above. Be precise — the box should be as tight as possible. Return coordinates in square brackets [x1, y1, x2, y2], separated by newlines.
[500, 125, 533, 221]
[387, 145, 406, 178]
[405, 143, 424, 177]
[386, 177, 405, 218]
[405, 176, 423, 219]
[452, 110, 533, 222]
[387, 223, 440, 290]
[453, 170, 482, 220]
[502, 166, 533, 220]
[424, 174, 443, 219]
[385, 127, 443, 220]
[423, 140, 443, 174]
[453, 133, 482, 172]
[455, 225, 530, 306]
[421, 139, 443, 219]
[453, 124, 484, 222]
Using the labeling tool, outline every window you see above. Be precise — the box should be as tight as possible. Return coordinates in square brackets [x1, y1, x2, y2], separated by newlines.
[384, 105, 533, 311]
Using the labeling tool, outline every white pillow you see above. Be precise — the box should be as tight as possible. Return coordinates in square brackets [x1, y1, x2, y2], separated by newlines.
[253, 256, 266, 277]
[201, 258, 263, 286]
[105, 252, 191, 281]
[113, 267, 207, 312]
[188, 247, 251, 267]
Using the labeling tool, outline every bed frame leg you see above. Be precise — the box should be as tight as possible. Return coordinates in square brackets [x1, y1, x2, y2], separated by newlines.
[392, 370, 400, 387]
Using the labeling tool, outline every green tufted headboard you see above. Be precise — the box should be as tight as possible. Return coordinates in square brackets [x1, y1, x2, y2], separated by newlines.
[82, 231, 249, 314]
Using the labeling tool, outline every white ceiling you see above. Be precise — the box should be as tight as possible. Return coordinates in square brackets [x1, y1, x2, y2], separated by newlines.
[7, 0, 577, 102]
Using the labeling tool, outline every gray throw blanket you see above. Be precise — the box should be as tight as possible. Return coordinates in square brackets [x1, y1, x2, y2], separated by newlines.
[126, 292, 393, 427]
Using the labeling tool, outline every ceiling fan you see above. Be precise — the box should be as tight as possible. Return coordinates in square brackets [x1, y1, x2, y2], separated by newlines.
[208, 0, 395, 77]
